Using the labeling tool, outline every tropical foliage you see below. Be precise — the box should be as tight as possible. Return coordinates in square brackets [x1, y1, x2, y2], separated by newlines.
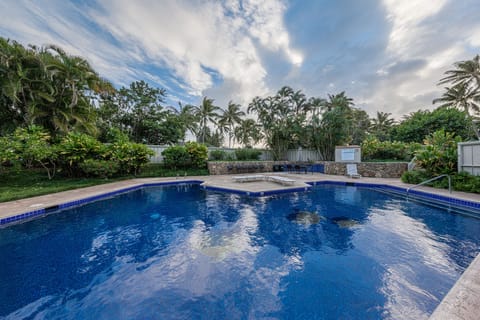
[161, 142, 208, 169]
[400, 130, 480, 194]
[414, 130, 461, 176]
[0, 38, 112, 136]
[361, 136, 421, 161]
[390, 107, 475, 143]
[2, 37, 480, 194]
[7, 126, 57, 179]
[370, 112, 394, 141]
[0, 125, 153, 179]
[209, 149, 228, 161]
[219, 101, 245, 148]
[234, 119, 262, 148]
[436, 54, 480, 138]
[235, 148, 262, 161]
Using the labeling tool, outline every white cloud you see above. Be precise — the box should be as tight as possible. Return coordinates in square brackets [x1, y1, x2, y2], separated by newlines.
[1, 0, 478, 119]
[468, 28, 480, 47]
[356, 0, 479, 119]
[88, 0, 302, 104]
[240, 0, 303, 65]
[0, 0, 145, 88]
[383, 0, 448, 57]
[0, 0, 302, 107]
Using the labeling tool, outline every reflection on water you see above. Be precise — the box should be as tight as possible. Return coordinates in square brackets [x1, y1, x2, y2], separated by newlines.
[287, 210, 324, 225]
[190, 207, 259, 261]
[354, 201, 459, 319]
[0, 184, 479, 320]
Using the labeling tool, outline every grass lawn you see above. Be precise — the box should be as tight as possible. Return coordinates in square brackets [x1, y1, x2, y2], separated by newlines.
[0, 164, 209, 203]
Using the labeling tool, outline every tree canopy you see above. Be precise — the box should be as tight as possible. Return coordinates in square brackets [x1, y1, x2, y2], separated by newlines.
[1, 36, 478, 160]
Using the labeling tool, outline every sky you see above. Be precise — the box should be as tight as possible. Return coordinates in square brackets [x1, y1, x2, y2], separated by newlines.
[1, 0, 479, 119]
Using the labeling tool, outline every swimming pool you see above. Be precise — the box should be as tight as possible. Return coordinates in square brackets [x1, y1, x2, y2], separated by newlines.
[1, 184, 479, 319]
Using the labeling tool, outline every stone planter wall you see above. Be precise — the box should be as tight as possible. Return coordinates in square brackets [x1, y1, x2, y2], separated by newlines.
[322, 161, 408, 178]
[208, 161, 408, 178]
[208, 161, 289, 175]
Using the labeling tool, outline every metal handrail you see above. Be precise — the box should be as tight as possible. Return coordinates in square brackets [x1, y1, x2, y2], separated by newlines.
[407, 156, 417, 171]
[406, 174, 452, 194]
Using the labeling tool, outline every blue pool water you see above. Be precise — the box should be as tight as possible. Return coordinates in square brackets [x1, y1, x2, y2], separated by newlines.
[1, 184, 479, 320]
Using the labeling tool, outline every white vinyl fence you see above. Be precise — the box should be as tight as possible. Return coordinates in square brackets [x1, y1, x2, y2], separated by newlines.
[147, 145, 273, 163]
[147, 145, 169, 163]
[285, 149, 322, 162]
[147, 145, 323, 163]
[458, 141, 480, 176]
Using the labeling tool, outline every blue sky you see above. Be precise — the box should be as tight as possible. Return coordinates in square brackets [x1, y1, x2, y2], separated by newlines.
[1, 0, 479, 119]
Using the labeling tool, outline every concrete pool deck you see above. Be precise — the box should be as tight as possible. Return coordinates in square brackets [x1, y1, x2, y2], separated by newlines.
[0, 172, 479, 320]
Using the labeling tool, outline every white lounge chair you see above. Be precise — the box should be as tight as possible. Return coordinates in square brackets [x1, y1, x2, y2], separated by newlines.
[232, 175, 266, 183]
[267, 176, 296, 186]
[346, 164, 361, 178]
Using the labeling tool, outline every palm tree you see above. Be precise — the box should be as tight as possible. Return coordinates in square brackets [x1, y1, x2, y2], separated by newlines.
[174, 102, 199, 142]
[308, 97, 326, 119]
[234, 118, 262, 147]
[45, 45, 100, 108]
[0, 39, 54, 129]
[370, 111, 395, 141]
[433, 83, 480, 115]
[437, 55, 480, 139]
[194, 97, 220, 144]
[433, 83, 480, 139]
[323, 92, 354, 111]
[291, 89, 311, 115]
[439, 55, 480, 91]
[219, 101, 245, 147]
[43, 45, 104, 135]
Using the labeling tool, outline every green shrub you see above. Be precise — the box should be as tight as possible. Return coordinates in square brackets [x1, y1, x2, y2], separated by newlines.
[79, 159, 119, 178]
[401, 170, 430, 184]
[162, 145, 190, 169]
[402, 170, 480, 194]
[225, 153, 236, 161]
[415, 130, 461, 176]
[10, 126, 58, 179]
[0, 133, 21, 168]
[453, 172, 480, 193]
[0, 136, 14, 168]
[137, 163, 209, 178]
[185, 142, 208, 168]
[109, 142, 154, 175]
[361, 136, 421, 161]
[235, 148, 262, 161]
[103, 128, 130, 143]
[209, 149, 227, 161]
[57, 132, 105, 176]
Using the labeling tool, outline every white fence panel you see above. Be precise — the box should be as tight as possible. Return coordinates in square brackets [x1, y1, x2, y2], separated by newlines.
[285, 149, 322, 162]
[147, 145, 169, 163]
[260, 150, 274, 161]
[147, 145, 274, 163]
[458, 141, 480, 176]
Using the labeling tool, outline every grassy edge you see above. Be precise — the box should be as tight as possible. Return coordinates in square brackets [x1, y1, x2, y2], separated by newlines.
[0, 165, 209, 203]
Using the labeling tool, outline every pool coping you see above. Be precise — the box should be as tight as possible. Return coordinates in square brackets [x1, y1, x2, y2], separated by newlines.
[0, 179, 203, 225]
[0, 174, 479, 320]
[2, 176, 480, 225]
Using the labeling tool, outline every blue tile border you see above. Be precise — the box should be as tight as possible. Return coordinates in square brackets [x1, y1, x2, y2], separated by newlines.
[2, 179, 479, 227]
[306, 180, 480, 212]
[0, 208, 46, 225]
[0, 180, 204, 227]
[202, 184, 311, 197]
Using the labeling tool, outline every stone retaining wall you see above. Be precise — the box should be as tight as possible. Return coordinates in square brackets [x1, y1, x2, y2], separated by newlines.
[208, 161, 287, 175]
[322, 161, 408, 178]
[208, 161, 408, 178]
